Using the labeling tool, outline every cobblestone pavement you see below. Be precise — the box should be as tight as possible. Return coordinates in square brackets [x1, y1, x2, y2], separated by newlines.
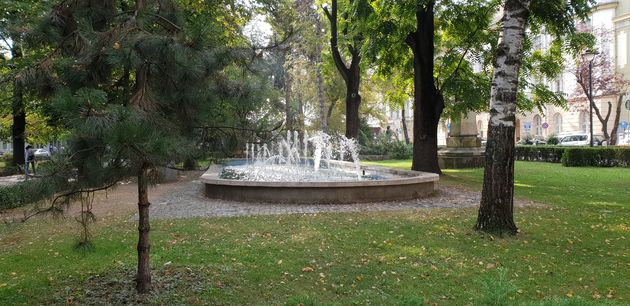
[149, 180, 487, 219]
[0, 175, 25, 187]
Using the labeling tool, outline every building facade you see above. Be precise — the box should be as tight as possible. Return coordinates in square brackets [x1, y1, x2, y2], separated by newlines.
[384, 1, 630, 146]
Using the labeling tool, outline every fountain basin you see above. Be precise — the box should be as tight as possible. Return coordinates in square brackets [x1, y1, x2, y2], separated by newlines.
[201, 160, 439, 204]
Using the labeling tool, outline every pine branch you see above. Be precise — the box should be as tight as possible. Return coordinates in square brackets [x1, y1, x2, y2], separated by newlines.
[149, 13, 182, 32]
[20, 180, 119, 223]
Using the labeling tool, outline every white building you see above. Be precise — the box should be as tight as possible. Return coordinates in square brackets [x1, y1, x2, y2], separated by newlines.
[477, 0, 630, 144]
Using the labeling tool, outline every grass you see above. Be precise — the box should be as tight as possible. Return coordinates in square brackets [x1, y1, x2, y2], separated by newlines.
[0, 161, 628, 305]
[365, 160, 630, 209]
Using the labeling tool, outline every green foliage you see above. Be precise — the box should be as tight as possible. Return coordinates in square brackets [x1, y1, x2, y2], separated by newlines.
[516, 146, 630, 167]
[0, 178, 56, 210]
[546, 134, 560, 145]
[520, 134, 534, 145]
[357, 119, 373, 146]
[7, 0, 284, 209]
[360, 133, 413, 159]
[561, 147, 630, 167]
[515, 145, 565, 163]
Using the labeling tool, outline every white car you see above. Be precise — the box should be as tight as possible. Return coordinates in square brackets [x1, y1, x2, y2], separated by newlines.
[34, 149, 51, 159]
[558, 133, 607, 146]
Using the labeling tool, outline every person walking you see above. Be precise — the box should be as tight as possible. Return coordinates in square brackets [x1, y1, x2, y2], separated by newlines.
[25, 145, 36, 177]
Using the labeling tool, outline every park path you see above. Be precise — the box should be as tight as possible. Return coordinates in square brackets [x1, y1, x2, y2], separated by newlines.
[147, 179, 487, 219]
[2, 172, 541, 221]
[0, 175, 24, 187]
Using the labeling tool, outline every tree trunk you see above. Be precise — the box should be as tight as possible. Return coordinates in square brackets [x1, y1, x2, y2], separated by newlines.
[183, 158, 196, 170]
[610, 95, 623, 145]
[401, 106, 410, 144]
[11, 44, 25, 167]
[323, 0, 362, 139]
[580, 81, 611, 141]
[345, 78, 361, 139]
[476, 0, 531, 235]
[285, 72, 293, 131]
[136, 164, 152, 293]
[406, 2, 444, 174]
[12, 78, 26, 167]
[327, 99, 337, 121]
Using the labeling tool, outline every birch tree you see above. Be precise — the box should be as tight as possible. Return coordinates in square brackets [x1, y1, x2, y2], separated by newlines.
[476, 0, 593, 234]
[476, 0, 531, 234]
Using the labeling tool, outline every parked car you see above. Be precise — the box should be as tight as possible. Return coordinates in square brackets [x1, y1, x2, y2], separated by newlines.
[34, 148, 51, 159]
[558, 133, 607, 146]
[518, 135, 546, 145]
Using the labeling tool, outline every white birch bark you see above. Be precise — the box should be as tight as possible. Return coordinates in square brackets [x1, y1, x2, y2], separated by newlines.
[489, 0, 531, 128]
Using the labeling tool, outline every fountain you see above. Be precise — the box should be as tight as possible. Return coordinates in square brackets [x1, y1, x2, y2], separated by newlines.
[201, 131, 439, 204]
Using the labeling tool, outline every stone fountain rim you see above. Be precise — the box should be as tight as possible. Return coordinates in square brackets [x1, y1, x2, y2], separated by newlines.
[200, 159, 439, 188]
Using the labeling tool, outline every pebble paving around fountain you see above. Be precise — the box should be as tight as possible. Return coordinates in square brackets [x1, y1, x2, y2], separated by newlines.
[148, 179, 540, 219]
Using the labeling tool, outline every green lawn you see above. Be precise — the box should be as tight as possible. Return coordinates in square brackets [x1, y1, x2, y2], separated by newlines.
[0, 162, 628, 305]
[365, 160, 630, 209]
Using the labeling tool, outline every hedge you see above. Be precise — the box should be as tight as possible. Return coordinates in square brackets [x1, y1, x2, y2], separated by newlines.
[515, 146, 565, 163]
[0, 183, 33, 210]
[561, 147, 630, 167]
[515, 145, 630, 167]
[0, 179, 56, 210]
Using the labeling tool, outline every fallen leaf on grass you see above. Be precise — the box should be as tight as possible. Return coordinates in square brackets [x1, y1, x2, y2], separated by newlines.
[302, 267, 313, 272]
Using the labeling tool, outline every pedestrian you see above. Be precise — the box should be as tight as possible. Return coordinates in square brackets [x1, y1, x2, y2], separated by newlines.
[385, 126, 393, 139]
[25, 145, 36, 176]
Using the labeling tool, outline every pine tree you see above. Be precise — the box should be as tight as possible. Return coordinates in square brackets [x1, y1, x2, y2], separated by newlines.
[22, 0, 270, 293]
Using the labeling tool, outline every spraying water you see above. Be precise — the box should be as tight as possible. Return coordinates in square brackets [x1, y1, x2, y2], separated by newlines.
[229, 130, 365, 182]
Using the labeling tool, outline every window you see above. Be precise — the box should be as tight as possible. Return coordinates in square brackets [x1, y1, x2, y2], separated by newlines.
[553, 113, 562, 134]
[580, 111, 589, 133]
[533, 115, 542, 136]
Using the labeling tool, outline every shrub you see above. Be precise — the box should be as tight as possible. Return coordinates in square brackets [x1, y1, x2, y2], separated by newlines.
[389, 141, 413, 159]
[0, 178, 57, 210]
[561, 147, 619, 167]
[517, 146, 630, 167]
[360, 134, 412, 159]
[515, 146, 565, 163]
[546, 134, 560, 145]
[1, 152, 13, 163]
[0, 183, 30, 210]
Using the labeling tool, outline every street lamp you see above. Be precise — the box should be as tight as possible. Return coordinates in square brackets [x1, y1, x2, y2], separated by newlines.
[581, 49, 598, 147]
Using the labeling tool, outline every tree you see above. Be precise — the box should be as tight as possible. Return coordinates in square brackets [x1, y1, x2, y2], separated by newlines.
[571, 28, 629, 145]
[362, 0, 496, 174]
[476, 0, 593, 234]
[321, 0, 367, 139]
[22, 0, 272, 293]
[476, 0, 531, 234]
[0, 0, 54, 169]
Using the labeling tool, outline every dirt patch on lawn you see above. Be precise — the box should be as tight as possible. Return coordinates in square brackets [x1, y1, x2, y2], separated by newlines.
[53, 265, 213, 305]
[0, 171, 203, 223]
